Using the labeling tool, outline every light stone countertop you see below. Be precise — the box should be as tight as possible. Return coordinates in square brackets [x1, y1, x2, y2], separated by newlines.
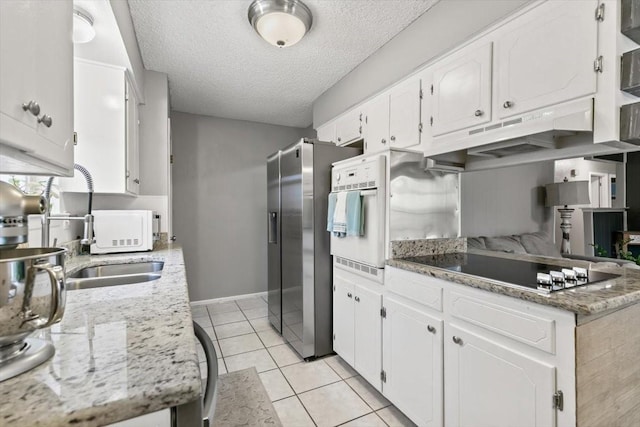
[388, 246, 640, 316]
[0, 244, 201, 426]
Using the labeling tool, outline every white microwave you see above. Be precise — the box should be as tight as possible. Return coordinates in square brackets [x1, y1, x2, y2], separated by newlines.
[90, 210, 156, 254]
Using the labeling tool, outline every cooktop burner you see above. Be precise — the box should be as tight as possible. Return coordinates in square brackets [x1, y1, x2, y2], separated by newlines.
[402, 253, 620, 293]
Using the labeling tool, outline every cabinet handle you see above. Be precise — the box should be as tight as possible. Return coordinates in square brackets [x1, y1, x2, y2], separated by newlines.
[337, 137, 342, 142]
[347, 292, 352, 298]
[22, 100, 41, 116]
[427, 325, 436, 333]
[390, 135, 396, 141]
[354, 296, 360, 302]
[37, 114, 53, 128]
[474, 109, 483, 117]
[126, 170, 131, 178]
[359, 126, 362, 135]
[452, 336, 463, 345]
[503, 101, 513, 109]
[381, 138, 387, 144]
[134, 178, 140, 184]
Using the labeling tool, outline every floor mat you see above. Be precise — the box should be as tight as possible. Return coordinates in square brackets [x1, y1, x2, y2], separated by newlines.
[213, 367, 282, 427]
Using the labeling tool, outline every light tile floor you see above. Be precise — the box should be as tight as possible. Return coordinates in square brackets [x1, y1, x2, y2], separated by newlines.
[192, 296, 417, 427]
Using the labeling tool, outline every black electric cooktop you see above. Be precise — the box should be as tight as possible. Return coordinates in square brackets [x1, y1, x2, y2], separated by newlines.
[402, 253, 620, 293]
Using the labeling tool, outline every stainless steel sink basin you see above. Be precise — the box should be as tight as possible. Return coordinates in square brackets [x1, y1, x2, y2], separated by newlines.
[67, 262, 164, 290]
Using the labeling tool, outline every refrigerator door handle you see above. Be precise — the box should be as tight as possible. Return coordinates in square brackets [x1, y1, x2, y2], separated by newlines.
[268, 212, 278, 244]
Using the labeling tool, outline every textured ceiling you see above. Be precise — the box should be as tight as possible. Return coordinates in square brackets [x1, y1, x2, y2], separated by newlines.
[128, 0, 438, 128]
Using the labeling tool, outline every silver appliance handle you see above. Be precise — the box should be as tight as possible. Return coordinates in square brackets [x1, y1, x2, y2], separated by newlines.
[360, 190, 377, 197]
[268, 212, 278, 244]
[193, 321, 218, 427]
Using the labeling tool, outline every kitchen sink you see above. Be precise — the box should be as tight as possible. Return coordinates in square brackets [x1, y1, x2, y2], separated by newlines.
[67, 261, 164, 290]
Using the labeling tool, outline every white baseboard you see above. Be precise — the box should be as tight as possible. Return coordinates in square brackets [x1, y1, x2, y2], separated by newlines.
[190, 291, 268, 306]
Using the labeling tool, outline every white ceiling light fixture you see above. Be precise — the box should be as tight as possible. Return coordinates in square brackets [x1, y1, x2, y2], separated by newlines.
[73, 7, 95, 44]
[248, 0, 313, 48]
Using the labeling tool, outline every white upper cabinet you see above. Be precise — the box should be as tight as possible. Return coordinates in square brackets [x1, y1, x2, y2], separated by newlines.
[495, 0, 598, 119]
[0, 0, 74, 175]
[125, 79, 140, 194]
[389, 76, 422, 149]
[60, 60, 139, 195]
[364, 92, 390, 154]
[316, 121, 336, 143]
[335, 108, 363, 145]
[431, 43, 492, 136]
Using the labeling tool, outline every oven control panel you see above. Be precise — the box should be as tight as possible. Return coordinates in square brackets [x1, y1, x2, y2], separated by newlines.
[331, 155, 385, 191]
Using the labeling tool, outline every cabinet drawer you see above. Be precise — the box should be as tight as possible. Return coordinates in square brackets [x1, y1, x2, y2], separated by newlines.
[448, 291, 555, 354]
[385, 267, 443, 312]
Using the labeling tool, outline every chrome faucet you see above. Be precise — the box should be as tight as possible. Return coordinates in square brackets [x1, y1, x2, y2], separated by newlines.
[41, 164, 95, 247]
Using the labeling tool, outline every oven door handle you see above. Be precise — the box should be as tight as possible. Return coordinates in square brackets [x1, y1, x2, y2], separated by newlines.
[193, 321, 218, 427]
[359, 190, 377, 197]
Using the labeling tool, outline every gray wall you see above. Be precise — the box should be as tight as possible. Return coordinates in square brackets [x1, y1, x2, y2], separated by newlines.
[139, 70, 169, 196]
[460, 161, 554, 237]
[171, 112, 311, 301]
[313, 0, 529, 126]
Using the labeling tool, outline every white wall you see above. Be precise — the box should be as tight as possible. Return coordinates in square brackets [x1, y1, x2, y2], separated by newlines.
[170, 111, 311, 301]
[460, 161, 555, 238]
[312, 0, 529, 126]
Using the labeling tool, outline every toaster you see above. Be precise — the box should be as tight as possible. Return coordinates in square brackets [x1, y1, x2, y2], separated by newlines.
[90, 210, 156, 254]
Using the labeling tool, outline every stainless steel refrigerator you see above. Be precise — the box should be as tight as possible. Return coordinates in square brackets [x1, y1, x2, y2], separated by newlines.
[267, 139, 360, 359]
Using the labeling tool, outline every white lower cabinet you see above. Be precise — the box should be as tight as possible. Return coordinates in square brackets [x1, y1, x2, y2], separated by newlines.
[332, 266, 575, 427]
[382, 294, 443, 427]
[445, 323, 557, 427]
[333, 266, 383, 390]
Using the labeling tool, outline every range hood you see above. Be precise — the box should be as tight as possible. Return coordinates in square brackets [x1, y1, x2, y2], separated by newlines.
[423, 97, 639, 172]
[463, 98, 593, 158]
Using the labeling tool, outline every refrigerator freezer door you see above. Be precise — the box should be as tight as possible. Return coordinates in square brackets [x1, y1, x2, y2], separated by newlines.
[280, 140, 314, 358]
[267, 152, 282, 333]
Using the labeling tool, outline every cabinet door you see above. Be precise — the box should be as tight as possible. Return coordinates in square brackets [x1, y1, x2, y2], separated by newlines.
[431, 43, 492, 137]
[389, 77, 422, 149]
[445, 324, 556, 427]
[316, 122, 336, 143]
[335, 109, 363, 145]
[364, 93, 390, 154]
[383, 296, 443, 427]
[333, 278, 355, 367]
[35, 0, 74, 152]
[496, 0, 597, 119]
[126, 77, 140, 195]
[353, 284, 382, 391]
[0, 0, 73, 174]
[62, 60, 127, 193]
[0, 0, 38, 130]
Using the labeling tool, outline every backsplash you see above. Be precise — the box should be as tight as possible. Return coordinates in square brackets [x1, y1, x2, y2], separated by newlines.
[391, 237, 466, 259]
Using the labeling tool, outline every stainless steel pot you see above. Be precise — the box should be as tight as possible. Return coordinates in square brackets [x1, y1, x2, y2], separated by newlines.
[0, 248, 66, 361]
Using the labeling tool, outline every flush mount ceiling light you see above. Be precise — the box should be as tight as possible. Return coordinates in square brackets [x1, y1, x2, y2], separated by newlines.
[248, 0, 313, 48]
[73, 8, 95, 44]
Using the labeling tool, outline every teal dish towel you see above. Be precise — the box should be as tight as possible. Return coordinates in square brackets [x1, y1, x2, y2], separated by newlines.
[327, 192, 337, 232]
[346, 191, 364, 236]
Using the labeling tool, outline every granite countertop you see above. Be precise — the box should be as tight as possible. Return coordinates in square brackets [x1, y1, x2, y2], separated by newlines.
[388, 242, 640, 316]
[0, 244, 201, 426]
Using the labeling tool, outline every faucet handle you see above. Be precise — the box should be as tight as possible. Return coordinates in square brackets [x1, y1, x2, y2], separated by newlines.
[81, 214, 95, 246]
